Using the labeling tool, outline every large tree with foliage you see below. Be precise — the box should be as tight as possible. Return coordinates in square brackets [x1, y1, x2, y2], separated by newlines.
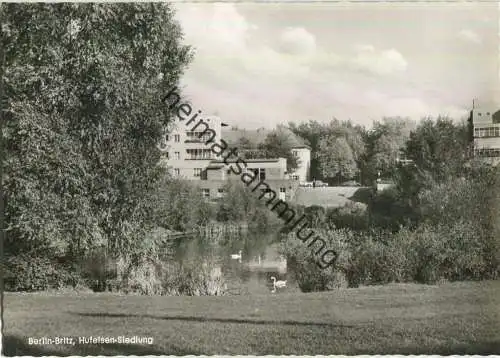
[361, 117, 416, 183]
[2, 3, 192, 288]
[259, 127, 299, 173]
[316, 136, 357, 183]
[290, 119, 365, 182]
[404, 117, 471, 182]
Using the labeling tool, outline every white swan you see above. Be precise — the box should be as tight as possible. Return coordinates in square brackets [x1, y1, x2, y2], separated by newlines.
[230, 250, 242, 262]
[270, 276, 287, 293]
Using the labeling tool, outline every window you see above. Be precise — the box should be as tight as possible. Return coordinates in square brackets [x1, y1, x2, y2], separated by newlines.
[217, 188, 225, 198]
[186, 149, 212, 160]
[248, 168, 266, 180]
[174, 134, 180, 142]
[174, 168, 180, 176]
[292, 150, 299, 157]
[174, 151, 180, 160]
[292, 175, 299, 180]
[165, 135, 169, 141]
[202, 188, 210, 198]
[280, 188, 286, 193]
[476, 148, 500, 158]
[164, 152, 169, 159]
[194, 168, 202, 177]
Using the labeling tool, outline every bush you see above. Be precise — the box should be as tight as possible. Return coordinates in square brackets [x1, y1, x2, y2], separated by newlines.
[282, 229, 351, 292]
[326, 202, 369, 231]
[119, 255, 226, 296]
[4, 254, 80, 291]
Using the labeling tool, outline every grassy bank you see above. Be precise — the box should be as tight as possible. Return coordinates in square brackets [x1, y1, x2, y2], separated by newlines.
[3, 281, 500, 355]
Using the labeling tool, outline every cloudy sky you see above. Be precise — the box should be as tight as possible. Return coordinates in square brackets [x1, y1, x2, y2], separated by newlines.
[174, 2, 499, 129]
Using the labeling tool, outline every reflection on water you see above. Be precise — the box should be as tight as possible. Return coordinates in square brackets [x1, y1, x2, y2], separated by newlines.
[168, 228, 297, 295]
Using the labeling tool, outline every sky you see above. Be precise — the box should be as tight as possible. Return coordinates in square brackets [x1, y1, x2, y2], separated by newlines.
[174, 2, 499, 129]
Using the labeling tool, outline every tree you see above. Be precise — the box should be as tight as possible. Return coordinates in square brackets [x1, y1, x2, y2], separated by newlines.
[361, 117, 416, 182]
[316, 136, 357, 182]
[2, 3, 192, 286]
[404, 117, 470, 182]
[259, 128, 299, 172]
[290, 119, 365, 181]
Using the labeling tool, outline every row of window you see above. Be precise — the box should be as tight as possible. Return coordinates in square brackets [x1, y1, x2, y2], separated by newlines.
[186, 149, 213, 160]
[226, 167, 266, 180]
[162, 149, 214, 160]
[474, 126, 500, 138]
[475, 148, 500, 158]
[476, 111, 492, 116]
[185, 131, 213, 142]
[164, 132, 215, 143]
[171, 168, 205, 177]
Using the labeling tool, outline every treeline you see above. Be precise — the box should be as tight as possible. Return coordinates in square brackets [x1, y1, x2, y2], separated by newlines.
[282, 118, 500, 290]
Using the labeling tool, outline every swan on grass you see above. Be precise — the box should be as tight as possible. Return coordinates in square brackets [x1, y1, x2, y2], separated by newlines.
[270, 276, 286, 293]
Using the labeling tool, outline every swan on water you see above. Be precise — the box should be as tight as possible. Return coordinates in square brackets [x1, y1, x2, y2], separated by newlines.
[230, 250, 242, 262]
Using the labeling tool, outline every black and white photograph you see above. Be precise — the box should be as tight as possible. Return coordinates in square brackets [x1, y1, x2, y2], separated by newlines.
[1, 1, 500, 355]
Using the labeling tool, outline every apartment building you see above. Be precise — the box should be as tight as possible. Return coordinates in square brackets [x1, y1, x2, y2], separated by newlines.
[158, 117, 302, 201]
[470, 100, 500, 165]
[158, 115, 228, 179]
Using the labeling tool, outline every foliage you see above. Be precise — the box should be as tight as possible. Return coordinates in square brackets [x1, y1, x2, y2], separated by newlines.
[215, 181, 281, 227]
[290, 119, 365, 182]
[405, 117, 471, 182]
[325, 202, 369, 231]
[258, 127, 299, 172]
[282, 229, 352, 292]
[303, 205, 326, 228]
[4, 254, 82, 291]
[2, 3, 193, 287]
[316, 136, 357, 182]
[155, 178, 214, 232]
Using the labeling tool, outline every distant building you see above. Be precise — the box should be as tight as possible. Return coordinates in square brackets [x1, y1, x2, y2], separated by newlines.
[201, 157, 298, 201]
[222, 126, 311, 182]
[469, 100, 500, 165]
[158, 117, 299, 201]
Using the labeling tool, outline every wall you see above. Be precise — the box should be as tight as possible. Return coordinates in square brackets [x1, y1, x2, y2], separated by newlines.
[289, 147, 311, 182]
[159, 116, 223, 179]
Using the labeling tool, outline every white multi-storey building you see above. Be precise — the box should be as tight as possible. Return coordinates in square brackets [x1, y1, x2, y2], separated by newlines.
[158, 115, 228, 179]
[470, 100, 500, 165]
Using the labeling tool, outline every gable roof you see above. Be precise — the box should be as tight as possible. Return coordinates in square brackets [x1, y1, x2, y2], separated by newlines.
[222, 126, 310, 149]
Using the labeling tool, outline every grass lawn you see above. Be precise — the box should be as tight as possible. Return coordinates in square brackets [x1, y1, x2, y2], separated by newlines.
[3, 280, 500, 355]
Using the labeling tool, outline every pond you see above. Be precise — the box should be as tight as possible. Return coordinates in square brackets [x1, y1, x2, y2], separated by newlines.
[168, 228, 299, 295]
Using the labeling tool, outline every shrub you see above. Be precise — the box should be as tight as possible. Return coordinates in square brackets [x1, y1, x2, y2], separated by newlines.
[282, 229, 351, 292]
[4, 254, 79, 291]
[326, 202, 369, 231]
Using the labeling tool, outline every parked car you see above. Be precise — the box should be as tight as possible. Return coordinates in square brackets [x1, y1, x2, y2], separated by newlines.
[299, 181, 314, 187]
[314, 180, 328, 187]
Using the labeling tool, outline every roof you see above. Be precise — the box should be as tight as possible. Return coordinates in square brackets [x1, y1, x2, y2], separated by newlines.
[222, 126, 311, 149]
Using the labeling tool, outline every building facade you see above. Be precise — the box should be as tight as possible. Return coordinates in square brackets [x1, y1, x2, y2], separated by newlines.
[289, 147, 311, 182]
[158, 115, 228, 179]
[200, 158, 298, 201]
[158, 117, 299, 201]
[222, 126, 311, 182]
[470, 101, 500, 165]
